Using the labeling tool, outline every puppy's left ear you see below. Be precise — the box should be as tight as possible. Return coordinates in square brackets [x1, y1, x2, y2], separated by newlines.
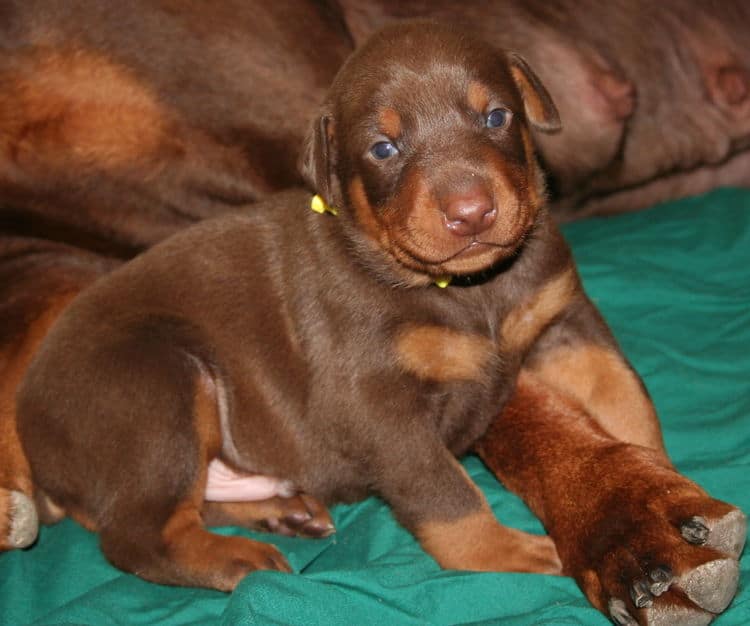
[507, 52, 562, 133]
[298, 110, 342, 208]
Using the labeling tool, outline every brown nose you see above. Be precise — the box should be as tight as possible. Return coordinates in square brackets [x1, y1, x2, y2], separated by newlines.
[442, 187, 496, 237]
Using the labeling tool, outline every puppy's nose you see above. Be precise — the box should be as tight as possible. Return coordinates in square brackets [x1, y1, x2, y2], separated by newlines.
[442, 187, 497, 237]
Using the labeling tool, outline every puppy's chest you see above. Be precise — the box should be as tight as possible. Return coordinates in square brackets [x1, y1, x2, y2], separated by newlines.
[393, 266, 576, 384]
[390, 267, 577, 441]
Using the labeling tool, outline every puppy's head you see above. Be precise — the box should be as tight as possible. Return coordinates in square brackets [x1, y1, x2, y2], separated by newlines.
[300, 20, 560, 283]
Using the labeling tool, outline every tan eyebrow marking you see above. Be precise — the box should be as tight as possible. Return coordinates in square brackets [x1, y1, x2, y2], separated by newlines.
[467, 80, 491, 114]
[378, 107, 402, 138]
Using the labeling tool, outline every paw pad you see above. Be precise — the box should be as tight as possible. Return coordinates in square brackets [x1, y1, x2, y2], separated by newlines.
[8, 490, 38, 549]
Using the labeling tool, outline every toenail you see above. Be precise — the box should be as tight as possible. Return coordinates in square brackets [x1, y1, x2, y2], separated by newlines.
[681, 516, 709, 545]
[608, 598, 637, 625]
[630, 578, 654, 608]
[648, 565, 674, 596]
[284, 511, 312, 525]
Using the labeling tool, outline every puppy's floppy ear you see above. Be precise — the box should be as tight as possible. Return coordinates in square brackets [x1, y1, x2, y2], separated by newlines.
[298, 110, 342, 208]
[507, 52, 562, 133]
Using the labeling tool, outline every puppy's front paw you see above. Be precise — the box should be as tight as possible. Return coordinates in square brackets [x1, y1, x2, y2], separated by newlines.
[0, 489, 38, 550]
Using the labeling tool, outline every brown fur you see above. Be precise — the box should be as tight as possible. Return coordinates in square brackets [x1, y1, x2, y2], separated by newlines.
[526, 342, 663, 448]
[17, 21, 569, 589]
[476, 371, 743, 622]
[500, 266, 578, 352]
[339, 0, 750, 217]
[2, 11, 745, 623]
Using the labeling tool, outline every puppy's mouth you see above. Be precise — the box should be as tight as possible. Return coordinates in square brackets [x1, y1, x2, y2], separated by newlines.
[392, 226, 530, 276]
[437, 238, 518, 264]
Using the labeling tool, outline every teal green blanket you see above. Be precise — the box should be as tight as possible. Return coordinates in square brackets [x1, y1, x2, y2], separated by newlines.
[2, 188, 748, 625]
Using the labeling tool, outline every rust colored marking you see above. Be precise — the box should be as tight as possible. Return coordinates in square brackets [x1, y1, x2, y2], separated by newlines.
[396, 324, 495, 382]
[467, 80, 490, 114]
[417, 500, 561, 573]
[158, 367, 290, 591]
[378, 107, 402, 138]
[1, 47, 170, 171]
[349, 175, 383, 244]
[528, 343, 663, 449]
[501, 266, 578, 352]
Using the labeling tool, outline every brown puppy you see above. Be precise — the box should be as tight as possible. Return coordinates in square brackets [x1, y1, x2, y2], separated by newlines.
[17, 21, 568, 589]
[15, 20, 745, 623]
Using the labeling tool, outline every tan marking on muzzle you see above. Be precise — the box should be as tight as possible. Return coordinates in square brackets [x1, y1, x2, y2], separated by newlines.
[396, 324, 495, 382]
[349, 176, 384, 244]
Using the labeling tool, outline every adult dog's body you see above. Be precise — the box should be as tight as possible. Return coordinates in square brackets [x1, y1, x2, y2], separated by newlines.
[12, 22, 746, 626]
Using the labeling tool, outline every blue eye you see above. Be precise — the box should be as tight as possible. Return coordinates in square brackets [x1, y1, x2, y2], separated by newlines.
[486, 108, 510, 128]
[370, 141, 399, 160]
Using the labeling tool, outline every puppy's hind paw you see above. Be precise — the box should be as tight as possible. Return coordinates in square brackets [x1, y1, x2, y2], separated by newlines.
[2, 489, 39, 549]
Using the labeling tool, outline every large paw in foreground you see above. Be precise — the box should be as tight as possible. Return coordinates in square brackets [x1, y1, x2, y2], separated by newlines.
[562, 447, 746, 626]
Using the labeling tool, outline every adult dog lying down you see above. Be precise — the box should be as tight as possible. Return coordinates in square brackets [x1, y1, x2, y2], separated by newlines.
[16, 22, 745, 626]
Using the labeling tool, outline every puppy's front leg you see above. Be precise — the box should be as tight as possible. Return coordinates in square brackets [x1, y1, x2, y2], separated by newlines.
[373, 439, 561, 574]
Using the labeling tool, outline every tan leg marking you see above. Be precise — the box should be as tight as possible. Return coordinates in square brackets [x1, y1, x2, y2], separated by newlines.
[161, 503, 289, 591]
[528, 343, 664, 451]
[395, 324, 495, 382]
[159, 369, 288, 591]
[416, 459, 561, 573]
[501, 266, 579, 352]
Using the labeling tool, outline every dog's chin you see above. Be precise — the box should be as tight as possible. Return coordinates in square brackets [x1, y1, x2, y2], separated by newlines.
[432, 241, 519, 276]
[391, 239, 523, 280]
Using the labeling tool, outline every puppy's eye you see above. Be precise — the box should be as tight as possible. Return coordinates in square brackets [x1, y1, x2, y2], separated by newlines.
[485, 108, 510, 128]
[370, 141, 399, 160]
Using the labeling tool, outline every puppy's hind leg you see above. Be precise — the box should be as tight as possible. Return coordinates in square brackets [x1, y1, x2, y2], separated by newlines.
[18, 319, 290, 591]
[95, 345, 291, 591]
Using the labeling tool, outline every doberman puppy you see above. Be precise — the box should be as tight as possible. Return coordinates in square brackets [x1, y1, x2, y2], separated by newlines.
[14, 21, 745, 624]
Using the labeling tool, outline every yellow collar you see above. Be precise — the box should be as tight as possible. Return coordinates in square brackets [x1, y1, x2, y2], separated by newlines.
[310, 194, 451, 288]
[310, 194, 338, 216]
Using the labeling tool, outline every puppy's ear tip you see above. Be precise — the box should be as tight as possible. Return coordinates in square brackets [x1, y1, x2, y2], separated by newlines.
[298, 111, 337, 201]
[507, 53, 561, 134]
[535, 115, 563, 134]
